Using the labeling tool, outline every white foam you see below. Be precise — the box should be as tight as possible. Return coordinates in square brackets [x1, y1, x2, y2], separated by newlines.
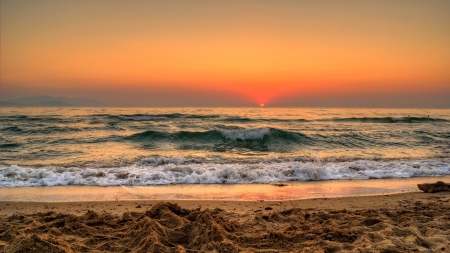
[1, 159, 449, 187]
[218, 128, 270, 140]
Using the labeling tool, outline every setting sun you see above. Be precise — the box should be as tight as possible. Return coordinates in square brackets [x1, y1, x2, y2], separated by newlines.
[260, 103, 265, 107]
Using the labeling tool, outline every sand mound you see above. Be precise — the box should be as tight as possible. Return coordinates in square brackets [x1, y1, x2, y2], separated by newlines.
[1, 200, 450, 252]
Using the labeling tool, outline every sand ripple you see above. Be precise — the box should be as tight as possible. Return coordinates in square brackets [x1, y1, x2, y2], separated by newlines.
[1, 200, 450, 252]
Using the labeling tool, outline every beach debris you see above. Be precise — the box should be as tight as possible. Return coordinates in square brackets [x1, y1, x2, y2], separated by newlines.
[271, 183, 288, 187]
[304, 213, 311, 220]
[135, 205, 142, 208]
[418, 181, 450, 193]
[265, 207, 273, 210]
[399, 200, 408, 205]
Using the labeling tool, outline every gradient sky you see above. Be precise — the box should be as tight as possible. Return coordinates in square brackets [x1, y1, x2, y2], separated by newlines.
[1, 0, 449, 107]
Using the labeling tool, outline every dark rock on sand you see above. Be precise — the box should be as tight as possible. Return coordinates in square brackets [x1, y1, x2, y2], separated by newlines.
[418, 181, 450, 193]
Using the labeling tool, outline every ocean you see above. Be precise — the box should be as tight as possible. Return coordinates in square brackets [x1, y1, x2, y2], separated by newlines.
[0, 107, 449, 187]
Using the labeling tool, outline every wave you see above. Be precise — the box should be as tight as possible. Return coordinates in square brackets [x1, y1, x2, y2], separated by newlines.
[124, 128, 312, 152]
[117, 113, 221, 121]
[1, 126, 86, 135]
[221, 116, 254, 122]
[2, 114, 447, 125]
[118, 114, 309, 123]
[328, 117, 448, 123]
[115, 114, 449, 124]
[126, 128, 309, 142]
[0, 143, 20, 148]
[123, 126, 447, 152]
[1, 126, 23, 133]
[120, 115, 308, 123]
[222, 117, 308, 123]
[119, 116, 166, 121]
[1, 159, 448, 186]
[218, 128, 270, 140]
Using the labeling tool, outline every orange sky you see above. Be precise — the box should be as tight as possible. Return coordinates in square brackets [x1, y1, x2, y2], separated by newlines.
[1, 0, 449, 107]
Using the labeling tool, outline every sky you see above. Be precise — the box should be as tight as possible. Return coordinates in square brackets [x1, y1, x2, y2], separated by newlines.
[1, 0, 449, 107]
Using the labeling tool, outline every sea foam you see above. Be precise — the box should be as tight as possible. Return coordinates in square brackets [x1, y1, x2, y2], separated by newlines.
[0, 159, 449, 187]
[218, 128, 271, 140]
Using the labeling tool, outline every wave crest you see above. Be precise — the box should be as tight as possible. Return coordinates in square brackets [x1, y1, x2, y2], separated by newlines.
[117, 113, 220, 121]
[330, 117, 448, 123]
[119, 116, 166, 121]
[1, 159, 449, 186]
[218, 128, 270, 140]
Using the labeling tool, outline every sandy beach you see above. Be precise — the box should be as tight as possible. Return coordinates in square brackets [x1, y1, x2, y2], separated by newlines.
[1, 191, 450, 252]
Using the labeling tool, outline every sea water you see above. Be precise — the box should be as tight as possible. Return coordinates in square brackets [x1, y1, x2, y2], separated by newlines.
[0, 107, 449, 187]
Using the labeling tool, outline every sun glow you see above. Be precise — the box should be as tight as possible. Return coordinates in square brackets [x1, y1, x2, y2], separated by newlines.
[260, 103, 265, 107]
[1, 1, 449, 107]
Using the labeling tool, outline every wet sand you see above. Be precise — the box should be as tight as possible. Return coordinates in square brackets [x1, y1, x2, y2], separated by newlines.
[1, 176, 444, 202]
[1, 191, 450, 252]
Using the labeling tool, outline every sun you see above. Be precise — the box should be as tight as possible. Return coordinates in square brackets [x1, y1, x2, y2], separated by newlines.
[260, 103, 265, 107]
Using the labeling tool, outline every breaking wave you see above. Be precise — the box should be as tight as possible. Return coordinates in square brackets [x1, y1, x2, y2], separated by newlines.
[125, 128, 309, 143]
[218, 128, 270, 140]
[1, 159, 449, 187]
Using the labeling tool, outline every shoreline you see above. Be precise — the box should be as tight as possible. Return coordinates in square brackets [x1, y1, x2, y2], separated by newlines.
[2, 176, 448, 202]
[0, 191, 447, 216]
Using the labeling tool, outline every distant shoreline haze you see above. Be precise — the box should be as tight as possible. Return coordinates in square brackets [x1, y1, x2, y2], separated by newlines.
[0, 93, 449, 108]
[0, 96, 104, 107]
